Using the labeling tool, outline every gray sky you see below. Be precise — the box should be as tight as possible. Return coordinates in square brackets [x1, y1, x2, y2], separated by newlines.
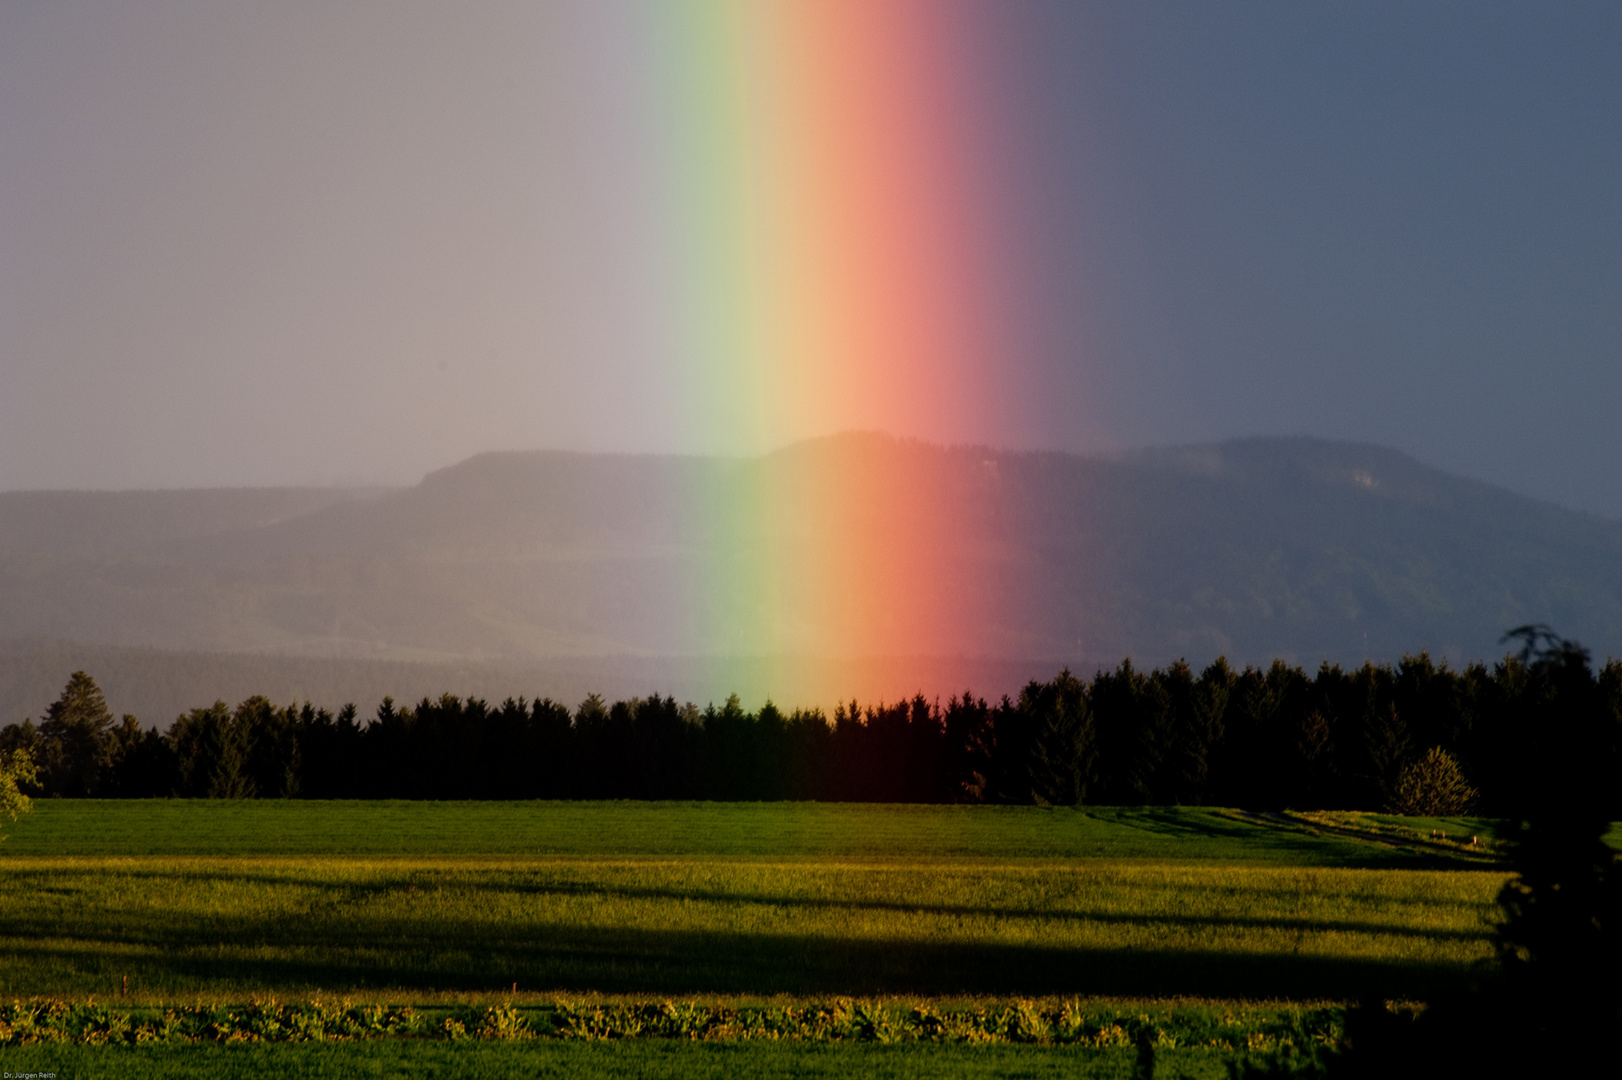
[2, 1, 1617, 516]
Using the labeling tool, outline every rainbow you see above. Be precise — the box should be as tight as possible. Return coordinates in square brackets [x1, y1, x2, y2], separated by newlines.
[585, 1, 1035, 700]
[631, 0, 1012, 449]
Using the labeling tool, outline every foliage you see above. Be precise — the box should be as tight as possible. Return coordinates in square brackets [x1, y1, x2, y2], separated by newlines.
[0, 747, 38, 836]
[0, 995, 1339, 1051]
[1382, 747, 1476, 816]
[0, 997, 1350, 1080]
[0, 998, 424, 1045]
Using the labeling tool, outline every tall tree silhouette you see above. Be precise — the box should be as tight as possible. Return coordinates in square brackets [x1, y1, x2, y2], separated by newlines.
[38, 671, 115, 797]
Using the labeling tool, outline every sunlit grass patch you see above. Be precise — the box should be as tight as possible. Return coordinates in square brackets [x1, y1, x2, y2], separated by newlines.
[0, 856, 1501, 1000]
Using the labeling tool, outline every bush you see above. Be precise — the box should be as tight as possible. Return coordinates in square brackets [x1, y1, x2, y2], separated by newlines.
[1384, 747, 1476, 816]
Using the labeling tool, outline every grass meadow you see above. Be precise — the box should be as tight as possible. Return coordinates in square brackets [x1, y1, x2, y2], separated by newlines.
[0, 799, 1516, 861]
[1, 855, 1500, 1000]
[0, 801, 1566, 1076]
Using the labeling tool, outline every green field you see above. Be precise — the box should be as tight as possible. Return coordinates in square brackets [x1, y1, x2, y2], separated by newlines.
[0, 798, 1527, 862]
[0, 801, 1555, 1076]
[1, 854, 1501, 1000]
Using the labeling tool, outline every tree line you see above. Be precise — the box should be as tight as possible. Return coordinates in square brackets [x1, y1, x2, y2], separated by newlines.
[3, 633, 1618, 814]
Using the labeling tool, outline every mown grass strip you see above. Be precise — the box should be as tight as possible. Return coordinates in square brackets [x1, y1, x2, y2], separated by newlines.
[0, 800, 1527, 865]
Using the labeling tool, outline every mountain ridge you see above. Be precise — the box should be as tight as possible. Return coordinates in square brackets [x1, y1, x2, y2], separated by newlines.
[2, 434, 1617, 684]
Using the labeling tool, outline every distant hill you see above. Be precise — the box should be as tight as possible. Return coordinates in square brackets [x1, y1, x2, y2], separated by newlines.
[0, 641, 1055, 729]
[2, 434, 1618, 716]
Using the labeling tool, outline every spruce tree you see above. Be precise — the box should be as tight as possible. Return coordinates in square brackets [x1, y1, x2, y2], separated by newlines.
[38, 671, 115, 796]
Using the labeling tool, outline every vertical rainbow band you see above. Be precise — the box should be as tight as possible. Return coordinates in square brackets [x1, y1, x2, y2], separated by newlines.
[646, 0, 1006, 448]
[614, 1, 1028, 694]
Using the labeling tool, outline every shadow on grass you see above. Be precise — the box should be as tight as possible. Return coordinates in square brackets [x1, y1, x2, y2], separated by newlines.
[0, 864, 1497, 951]
[1082, 808, 1491, 870]
[1, 920, 1477, 1001]
[0, 867, 1489, 1000]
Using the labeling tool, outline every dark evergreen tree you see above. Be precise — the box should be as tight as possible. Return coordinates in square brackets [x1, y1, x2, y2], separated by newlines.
[945, 692, 997, 803]
[37, 671, 116, 797]
[528, 698, 576, 799]
[292, 703, 363, 799]
[169, 702, 253, 798]
[1009, 670, 1096, 806]
[234, 696, 301, 798]
[103, 721, 176, 798]
[1173, 658, 1234, 805]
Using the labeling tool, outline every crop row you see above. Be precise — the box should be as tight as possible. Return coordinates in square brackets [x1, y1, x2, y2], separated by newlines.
[0, 997, 1344, 1053]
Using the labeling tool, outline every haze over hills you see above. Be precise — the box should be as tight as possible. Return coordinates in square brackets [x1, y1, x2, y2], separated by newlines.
[2, 433, 1619, 722]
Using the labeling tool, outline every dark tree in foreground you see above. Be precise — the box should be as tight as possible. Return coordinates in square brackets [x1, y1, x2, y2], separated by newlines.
[1486, 627, 1620, 1071]
[1321, 628, 1619, 1080]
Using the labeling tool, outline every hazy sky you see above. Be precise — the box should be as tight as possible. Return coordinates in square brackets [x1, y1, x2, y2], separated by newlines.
[2, 1, 1617, 516]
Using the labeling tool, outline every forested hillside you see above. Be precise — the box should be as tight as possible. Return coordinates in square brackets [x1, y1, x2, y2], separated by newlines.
[2, 434, 1618, 696]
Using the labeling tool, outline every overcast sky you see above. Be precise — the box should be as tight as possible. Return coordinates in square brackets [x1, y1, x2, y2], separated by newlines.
[2, 1, 1617, 517]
